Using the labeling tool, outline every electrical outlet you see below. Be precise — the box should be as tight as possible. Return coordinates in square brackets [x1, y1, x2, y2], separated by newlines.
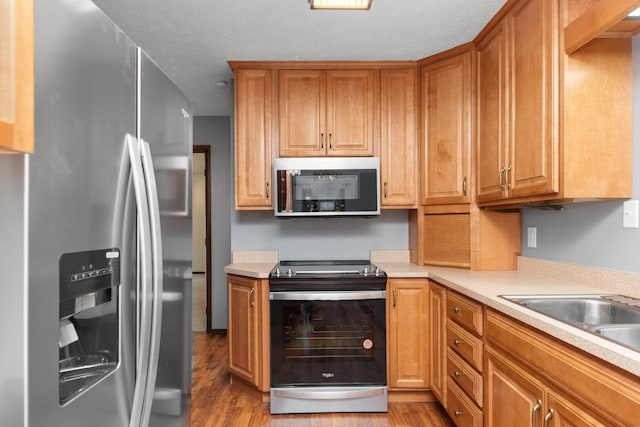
[527, 227, 537, 248]
[623, 200, 639, 229]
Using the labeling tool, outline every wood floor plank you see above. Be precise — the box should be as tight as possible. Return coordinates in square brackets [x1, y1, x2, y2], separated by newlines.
[191, 332, 454, 426]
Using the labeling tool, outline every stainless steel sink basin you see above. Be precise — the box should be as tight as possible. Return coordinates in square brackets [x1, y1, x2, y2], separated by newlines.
[592, 325, 640, 351]
[501, 294, 640, 352]
[505, 296, 640, 326]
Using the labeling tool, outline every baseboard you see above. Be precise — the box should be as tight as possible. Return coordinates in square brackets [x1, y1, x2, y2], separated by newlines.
[387, 388, 436, 403]
[210, 329, 227, 335]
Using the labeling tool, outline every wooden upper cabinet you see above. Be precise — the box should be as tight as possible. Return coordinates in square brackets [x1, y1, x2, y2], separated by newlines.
[565, 0, 640, 54]
[475, 0, 632, 206]
[278, 69, 376, 157]
[476, 0, 556, 204]
[1, 0, 34, 153]
[234, 69, 274, 209]
[380, 68, 417, 208]
[476, 20, 508, 203]
[420, 48, 473, 206]
[506, 0, 557, 200]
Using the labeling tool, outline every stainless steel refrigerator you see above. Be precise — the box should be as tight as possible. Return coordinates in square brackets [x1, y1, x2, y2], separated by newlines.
[0, 0, 192, 425]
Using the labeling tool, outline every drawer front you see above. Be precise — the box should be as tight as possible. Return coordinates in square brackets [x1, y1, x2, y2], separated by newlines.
[447, 291, 483, 336]
[446, 380, 483, 427]
[447, 320, 483, 372]
[447, 348, 483, 407]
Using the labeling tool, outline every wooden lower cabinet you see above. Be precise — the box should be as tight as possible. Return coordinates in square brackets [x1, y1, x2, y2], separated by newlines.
[485, 309, 640, 426]
[227, 274, 269, 395]
[429, 280, 447, 405]
[445, 290, 484, 427]
[387, 278, 430, 394]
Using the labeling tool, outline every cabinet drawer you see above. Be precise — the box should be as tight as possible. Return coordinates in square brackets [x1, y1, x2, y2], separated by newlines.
[447, 321, 483, 372]
[446, 380, 483, 427]
[447, 348, 483, 407]
[447, 291, 483, 336]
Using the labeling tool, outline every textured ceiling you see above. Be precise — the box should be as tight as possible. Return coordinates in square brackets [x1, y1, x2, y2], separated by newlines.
[92, 0, 507, 116]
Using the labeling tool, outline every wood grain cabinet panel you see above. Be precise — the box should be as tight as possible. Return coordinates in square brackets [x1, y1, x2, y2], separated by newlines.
[233, 69, 275, 209]
[429, 280, 447, 406]
[278, 69, 376, 157]
[380, 68, 417, 208]
[485, 308, 640, 426]
[387, 278, 430, 390]
[475, 0, 632, 206]
[420, 49, 472, 206]
[227, 275, 269, 393]
[0, 0, 34, 153]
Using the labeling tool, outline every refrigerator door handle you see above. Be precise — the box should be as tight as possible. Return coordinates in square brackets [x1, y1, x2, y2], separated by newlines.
[139, 139, 164, 426]
[126, 134, 154, 427]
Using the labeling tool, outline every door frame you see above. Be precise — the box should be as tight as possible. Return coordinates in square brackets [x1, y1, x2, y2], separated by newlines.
[193, 145, 212, 333]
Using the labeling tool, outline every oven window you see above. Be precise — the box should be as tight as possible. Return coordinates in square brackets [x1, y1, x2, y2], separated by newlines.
[270, 298, 386, 387]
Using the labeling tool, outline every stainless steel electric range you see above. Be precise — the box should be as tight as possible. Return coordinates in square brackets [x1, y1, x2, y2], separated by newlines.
[268, 260, 388, 414]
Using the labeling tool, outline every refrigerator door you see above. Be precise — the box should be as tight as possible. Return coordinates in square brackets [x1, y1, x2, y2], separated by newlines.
[138, 49, 193, 427]
[31, 0, 138, 425]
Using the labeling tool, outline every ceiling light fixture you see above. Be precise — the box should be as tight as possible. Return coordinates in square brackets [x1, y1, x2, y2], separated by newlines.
[309, 0, 372, 10]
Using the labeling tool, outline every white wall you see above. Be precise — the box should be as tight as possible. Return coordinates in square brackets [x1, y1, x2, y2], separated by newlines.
[520, 36, 640, 274]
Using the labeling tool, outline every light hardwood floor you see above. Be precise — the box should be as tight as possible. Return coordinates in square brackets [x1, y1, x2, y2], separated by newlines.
[191, 332, 455, 427]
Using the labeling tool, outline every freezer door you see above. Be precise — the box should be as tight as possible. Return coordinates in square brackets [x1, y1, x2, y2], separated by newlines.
[30, 0, 138, 426]
[138, 49, 194, 426]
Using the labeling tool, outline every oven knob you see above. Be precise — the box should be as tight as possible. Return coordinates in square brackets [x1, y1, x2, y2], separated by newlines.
[287, 267, 293, 277]
[276, 267, 281, 277]
[375, 266, 380, 276]
[364, 267, 369, 276]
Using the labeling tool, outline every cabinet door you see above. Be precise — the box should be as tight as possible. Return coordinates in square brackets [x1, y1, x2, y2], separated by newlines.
[428, 281, 447, 405]
[234, 69, 274, 208]
[476, 20, 508, 203]
[506, 0, 558, 198]
[227, 275, 260, 386]
[547, 391, 607, 427]
[326, 69, 376, 156]
[421, 51, 472, 205]
[387, 278, 430, 389]
[0, 0, 34, 153]
[380, 68, 417, 207]
[485, 346, 545, 427]
[278, 69, 326, 156]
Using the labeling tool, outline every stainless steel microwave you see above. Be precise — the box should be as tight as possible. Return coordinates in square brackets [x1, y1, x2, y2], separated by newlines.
[273, 157, 380, 217]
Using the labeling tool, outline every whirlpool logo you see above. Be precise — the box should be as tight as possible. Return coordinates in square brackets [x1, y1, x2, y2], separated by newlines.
[322, 372, 335, 379]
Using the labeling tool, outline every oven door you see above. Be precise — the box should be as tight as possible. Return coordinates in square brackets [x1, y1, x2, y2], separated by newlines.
[270, 291, 386, 387]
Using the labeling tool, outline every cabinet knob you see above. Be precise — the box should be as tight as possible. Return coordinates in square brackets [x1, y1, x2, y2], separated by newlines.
[453, 339, 461, 346]
[453, 306, 461, 313]
[454, 370, 462, 378]
[454, 410, 463, 417]
[543, 408, 554, 427]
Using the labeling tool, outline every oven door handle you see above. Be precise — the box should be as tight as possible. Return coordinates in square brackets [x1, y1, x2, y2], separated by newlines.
[269, 291, 386, 301]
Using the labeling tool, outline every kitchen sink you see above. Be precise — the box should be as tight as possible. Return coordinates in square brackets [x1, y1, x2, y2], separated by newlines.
[501, 294, 640, 352]
[592, 325, 640, 351]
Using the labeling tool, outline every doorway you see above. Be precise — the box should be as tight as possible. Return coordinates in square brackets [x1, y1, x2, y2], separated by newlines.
[193, 145, 212, 333]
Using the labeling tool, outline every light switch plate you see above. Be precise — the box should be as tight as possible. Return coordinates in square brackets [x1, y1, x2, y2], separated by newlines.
[527, 227, 537, 248]
[623, 200, 639, 229]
